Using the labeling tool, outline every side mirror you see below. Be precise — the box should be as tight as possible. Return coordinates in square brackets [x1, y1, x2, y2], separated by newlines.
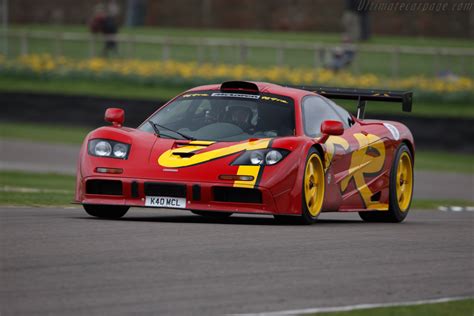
[321, 120, 344, 136]
[105, 108, 124, 127]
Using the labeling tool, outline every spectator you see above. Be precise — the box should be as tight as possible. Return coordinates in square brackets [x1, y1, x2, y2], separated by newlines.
[89, 0, 120, 57]
[102, 0, 120, 57]
[326, 36, 356, 71]
[342, 0, 371, 42]
[89, 1, 106, 35]
[342, 0, 361, 42]
[358, 1, 371, 41]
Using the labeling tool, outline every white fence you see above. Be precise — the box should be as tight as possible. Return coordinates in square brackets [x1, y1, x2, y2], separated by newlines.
[2, 30, 474, 77]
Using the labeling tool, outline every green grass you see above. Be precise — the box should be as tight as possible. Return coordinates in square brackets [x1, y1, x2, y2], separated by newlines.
[0, 121, 91, 145]
[411, 200, 473, 209]
[4, 24, 474, 77]
[415, 151, 474, 173]
[314, 299, 473, 316]
[11, 24, 474, 48]
[0, 76, 186, 101]
[1, 76, 473, 118]
[0, 171, 75, 206]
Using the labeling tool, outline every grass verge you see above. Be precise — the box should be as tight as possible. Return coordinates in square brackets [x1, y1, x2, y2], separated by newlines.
[415, 151, 474, 173]
[0, 76, 186, 101]
[0, 171, 75, 206]
[411, 199, 473, 209]
[11, 24, 474, 48]
[0, 121, 91, 145]
[314, 298, 473, 316]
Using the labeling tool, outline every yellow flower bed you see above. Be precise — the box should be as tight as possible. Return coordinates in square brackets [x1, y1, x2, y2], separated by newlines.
[1, 54, 473, 94]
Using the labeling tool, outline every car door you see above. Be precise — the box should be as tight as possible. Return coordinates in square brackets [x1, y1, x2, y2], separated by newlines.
[324, 99, 388, 210]
[301, 96, 354, 209]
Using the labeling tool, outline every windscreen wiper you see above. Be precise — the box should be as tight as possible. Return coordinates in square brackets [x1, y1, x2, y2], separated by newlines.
[148, 121, 196, 140]
[148, 121, 180, 140]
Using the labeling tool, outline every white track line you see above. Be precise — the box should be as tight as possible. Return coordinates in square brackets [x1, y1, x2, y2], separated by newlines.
[234, 296, 473, 316]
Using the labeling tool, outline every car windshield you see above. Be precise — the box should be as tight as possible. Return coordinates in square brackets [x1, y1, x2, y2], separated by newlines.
[140, 91, 295, 142]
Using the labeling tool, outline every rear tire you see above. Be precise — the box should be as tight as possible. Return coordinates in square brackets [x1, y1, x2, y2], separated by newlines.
[83, 204, 129, 219]
[191, 211, 233, 219]
[359, 143, 414, 223]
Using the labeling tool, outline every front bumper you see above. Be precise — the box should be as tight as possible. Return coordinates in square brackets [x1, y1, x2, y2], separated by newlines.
[77, 176, 281, 215]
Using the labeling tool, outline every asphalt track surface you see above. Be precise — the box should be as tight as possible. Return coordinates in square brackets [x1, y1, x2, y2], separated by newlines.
[1, 139, 473, 201]
[0, 207, 473, 315]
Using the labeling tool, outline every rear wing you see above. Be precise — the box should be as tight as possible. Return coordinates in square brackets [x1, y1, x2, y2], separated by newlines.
[288, 85, 413, 119]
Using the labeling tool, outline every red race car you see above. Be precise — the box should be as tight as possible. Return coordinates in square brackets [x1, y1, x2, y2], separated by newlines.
[75, 81, 414, 224]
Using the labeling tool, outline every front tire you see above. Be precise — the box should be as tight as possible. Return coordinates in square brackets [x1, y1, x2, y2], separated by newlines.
[83, 204, 130, 219]
[274, 148, 325, 225]
[359, 143, 414, 223]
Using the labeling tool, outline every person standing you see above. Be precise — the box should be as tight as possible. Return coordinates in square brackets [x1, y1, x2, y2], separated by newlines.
[342, 0, 361, 42]
[102, 0, 120, 57]
[89, 1, 106, 35]
[342, 0, 371, 42]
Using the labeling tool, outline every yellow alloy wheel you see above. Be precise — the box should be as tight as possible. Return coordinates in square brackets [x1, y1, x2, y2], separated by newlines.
[304, 153, 325, 217]
[396, 152, 413, 212]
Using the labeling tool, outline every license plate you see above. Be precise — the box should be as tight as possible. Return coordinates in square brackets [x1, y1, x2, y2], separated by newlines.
[145, 196, 187, 209]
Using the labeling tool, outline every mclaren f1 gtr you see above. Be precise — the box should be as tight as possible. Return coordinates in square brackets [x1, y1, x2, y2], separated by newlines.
[75, 81, 414, 224]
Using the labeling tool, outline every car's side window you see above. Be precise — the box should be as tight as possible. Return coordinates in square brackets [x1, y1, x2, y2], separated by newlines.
[324, 99, 354, 128]
[302, 96, 343, 137]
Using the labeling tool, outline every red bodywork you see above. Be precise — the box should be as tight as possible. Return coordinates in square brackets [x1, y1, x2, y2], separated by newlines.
[75, 82, 414, 215]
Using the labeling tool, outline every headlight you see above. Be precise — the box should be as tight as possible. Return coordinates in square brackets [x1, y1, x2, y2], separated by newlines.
[88, 139, 130, 159]
[113, 143, 128, 158]
[250, 151, 265, 165]
[232, 149, 289, 166]
[95, 141, 112, 157]
[265, 150, 283, 165]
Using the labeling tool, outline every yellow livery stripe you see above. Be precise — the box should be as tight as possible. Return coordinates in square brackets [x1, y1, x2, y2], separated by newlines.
[158, 139, 271, 168]
[233, 165, 261, 188]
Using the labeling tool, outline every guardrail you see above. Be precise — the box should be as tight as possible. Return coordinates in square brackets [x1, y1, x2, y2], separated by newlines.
[2, 30, 474, 78]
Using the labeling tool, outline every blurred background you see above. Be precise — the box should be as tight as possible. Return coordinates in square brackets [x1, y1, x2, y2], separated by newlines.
[0, 0, 472, 206]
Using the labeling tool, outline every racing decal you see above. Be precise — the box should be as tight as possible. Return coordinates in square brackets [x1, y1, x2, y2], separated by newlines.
[167, 141, 217, 156]
[324, 136, 350, 171]
[383, 123, 400, 140]
[189, 140, 215, 146]
[182, 93, 209, 98]
[158, 139, 271, 168]
[340, 133, 388, 210]
[178, 90, 293, 106]
[260, 96, 288, 104]
[211, 92, 260, 99]
[233, 165, 260, 188]
[169, 144, 212, 154]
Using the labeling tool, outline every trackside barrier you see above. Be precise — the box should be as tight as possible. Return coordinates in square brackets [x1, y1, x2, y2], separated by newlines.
[1, 30, 474, 77]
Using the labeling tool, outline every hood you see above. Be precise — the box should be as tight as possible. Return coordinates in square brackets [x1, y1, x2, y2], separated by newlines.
[152, 138, 271, 168]
[138, 137, 271, 184]
[84, 126, 298, 187]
